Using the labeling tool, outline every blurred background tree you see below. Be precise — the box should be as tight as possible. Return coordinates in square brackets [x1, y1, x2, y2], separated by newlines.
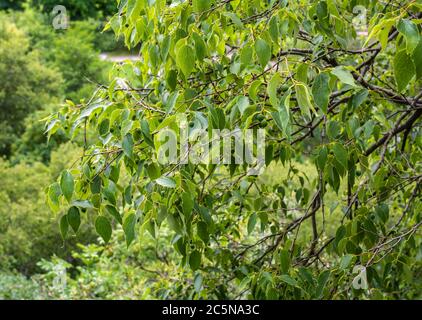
[0, 19, 62, 157]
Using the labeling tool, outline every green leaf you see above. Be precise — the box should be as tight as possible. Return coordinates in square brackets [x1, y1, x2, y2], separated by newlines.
[295, 83, 313, 118]
[332, 143, 348, 170]
[60, 170, 74, 203]
[413, 39, 422, 80]
[394, 49, 416, 92]
[182, 192, 194, 216]
[351, 89, 369, 109]
[340, 254, 353, 269]
[122, 133, 134, 158]
[317, 146, 328, 171]
[123, 212, 136, 247]
[236, 96, 250, 115]
[209, 105, 226, 129]
[189, 250, 202, 271]
[312, 72, 331, 114]
[272, 89, 291, 134]
[255, 39, 271, 68]
[166, 69, 178, 91]
[249, 80, 262, 101]
[327, 121, 341, 140]
[240, 45, 253, 67]
[156, 176, 176, 188]
[60, 214, 69, 240]
[269, 16, 279, 43]
[192, 0, 212, 13]
[279, 249, 291, 274]
[146, 163, 161, 180]
[315, 270, 330, 298]
[192, 32, 207, 61]
[99, 119, 110, 136]
[397, 19, 420, 54]
[223, 12, 244, 28]
[105, 205, 122, 224]
[296, 63, 309, 84]
[141, 119, 154, 148]
[67, 207, 81, 233]
[375, 203, 389, 223]
[267, 73, 282, 108]
[176, 44, 195, 77]
[331, 67, 357, 87]
[247, 213, 257, 234]
[298, 267, 314, 286]
[197, 221, 209, 243]
[280, 275, 298, 287]
[95, 216, 112, 243]
[194, 274, 203, 293]
[48, 182, 61, 213]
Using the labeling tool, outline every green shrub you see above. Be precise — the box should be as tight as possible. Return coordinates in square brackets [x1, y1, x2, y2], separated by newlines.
[0, 272, 43, 300]
[0, 143, 97, 274]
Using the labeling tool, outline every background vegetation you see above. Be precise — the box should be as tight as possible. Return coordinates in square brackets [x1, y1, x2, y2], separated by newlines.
[0, 0, 421, 300]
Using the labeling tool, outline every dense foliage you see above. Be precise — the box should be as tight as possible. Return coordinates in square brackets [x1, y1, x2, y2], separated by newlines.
[0, 0, 116, 19]
[0, 0, 420, 300]
[44, 0, 422, 299]
[0, 19, 62, 156]
[0, 5, 109, 276]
